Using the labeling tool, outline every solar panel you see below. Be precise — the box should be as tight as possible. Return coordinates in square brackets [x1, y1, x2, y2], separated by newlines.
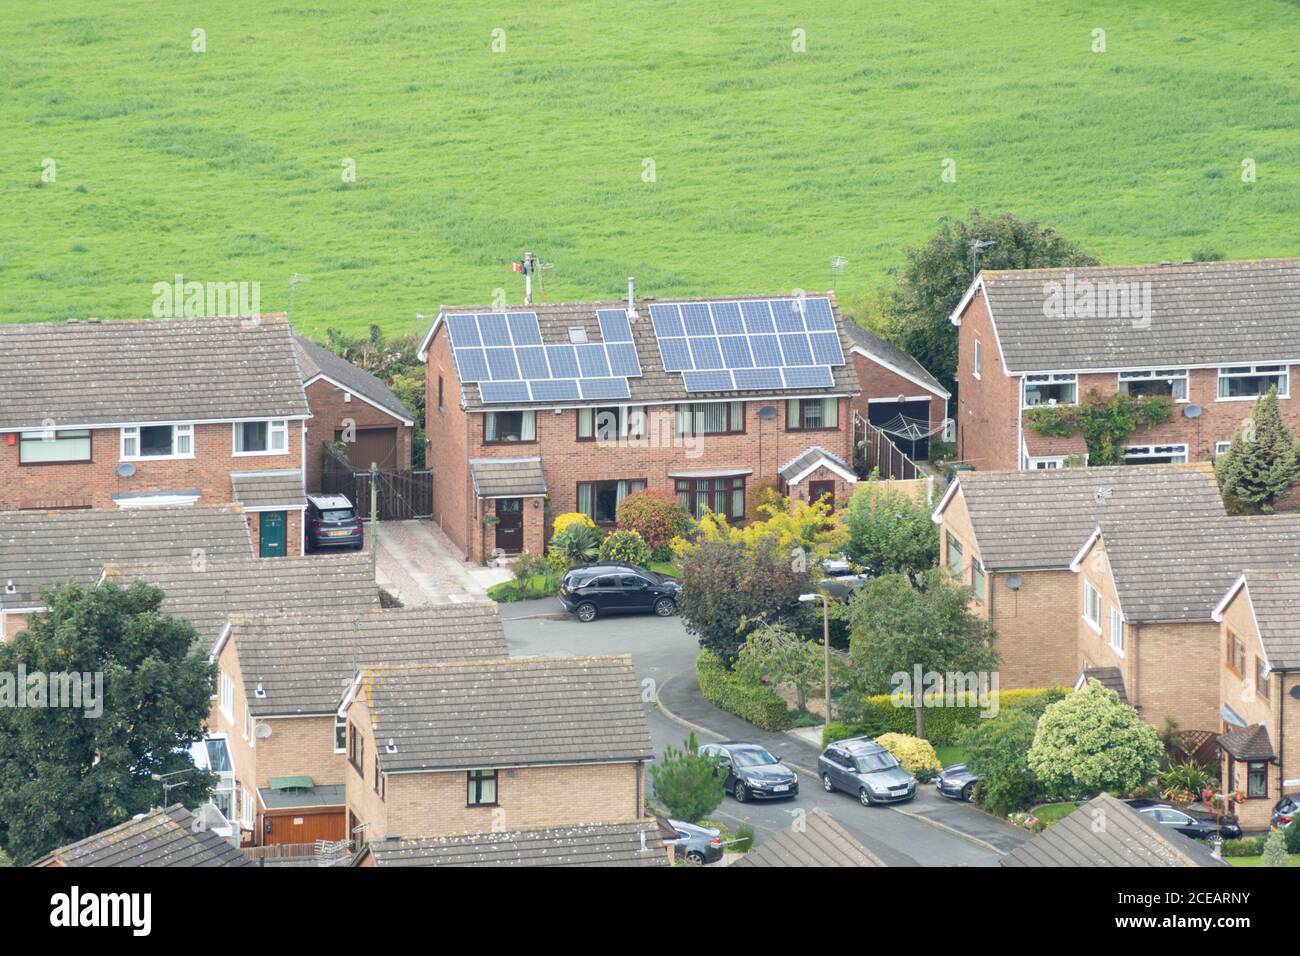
[658, 337, 693, 371]
[740, 300, 775, 334]
[447, 314, 480, 346]
[782, 366, 834, 389]
[575, 344, 611, 377]
[733, 367, 784, 390]
[477, 314, 511, 347]
[650, 304, 684, 338]
[478, 381, 531, 403]
[529, 379, 581, 402]
[778, 333, 814, 366]
[607, 342, 642, 377]
[809, 332, 845, 365]
[579, 377, 631, 400]
[485, 347, 520, 380]
[688, 337, 724, 370]
[515, 346, 551, 379]
[680, 303, 714, 336]
[719, 336, 754, 368]
[546, 345, 580, 378]
[507, 313, 543, 345]
[770, 299, 806, 333]
[803, 297, 836, 331]
[682, 369, 735, 392]
[710, 302, 745, 335]
[749, 335, 783, 367]
[597, 309, 634, 343]
[453, 348, 490, 383]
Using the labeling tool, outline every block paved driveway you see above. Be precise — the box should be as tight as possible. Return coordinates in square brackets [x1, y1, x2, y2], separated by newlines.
[502, 610, 1031, 866]
[372, 520, 510, 605]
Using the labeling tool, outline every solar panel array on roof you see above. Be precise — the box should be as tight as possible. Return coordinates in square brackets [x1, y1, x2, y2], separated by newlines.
[447, 310, 640, 403]
[650, 297, 844, 392]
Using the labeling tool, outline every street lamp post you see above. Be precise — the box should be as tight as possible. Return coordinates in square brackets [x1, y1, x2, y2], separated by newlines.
[799, 592, 832, 723]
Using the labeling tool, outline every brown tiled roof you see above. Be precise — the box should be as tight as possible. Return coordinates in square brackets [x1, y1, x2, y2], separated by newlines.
[731, 808, 886, 867]
[1218, 724, 1276, 761]
[360, 821, 668, 867]
[423, 294, 861, 412]
[0, 314, 310, 429]
[944, 463, 1223, 572]
[293, 335, 414, 422]
[469, 457, 547, 497]
[230, 470, 306, 509]
[0, 506, 253, 607]
[974, 258, 1300, 373]
[32, 805, 252, 868]
[1234, 567, 1300, 669]
[1001, 794, 1228, 867]
[229, 604, 508, 716]
[354, 655, 653, 773]
[107, 554, 380, 652]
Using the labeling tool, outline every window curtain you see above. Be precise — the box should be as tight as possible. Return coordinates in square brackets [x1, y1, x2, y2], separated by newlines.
[786, 400, 800, 429]
[484, 414, 498, 442]
[821, 398, 838, 428]
[577, 483, 595, 518]
[519, 411, 536, 441]
[578, 407, 593, 438]
[696, 403, 725, 434]
[677, 405, 692, 435]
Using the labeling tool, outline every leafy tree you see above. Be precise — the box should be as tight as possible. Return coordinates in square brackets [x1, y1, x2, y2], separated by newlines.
[1215, 386, 1300, 514]
[844, 484, 937, 577]
[1262, 828, 1289, 867]
[0, 581, 216, 865]
[846, 568, 998, 736]
[1027, 679, 1162, 798]
[689, 489, 846, 568]
[889, 210, 1098, 395]
[615, 490, 692, 558]
[957, 708, 1042, 816]
[597, 529, 652, 566]
[735, 623, 842, 712]
[648, 733, 724, 823]
[677, 537, 812, 666]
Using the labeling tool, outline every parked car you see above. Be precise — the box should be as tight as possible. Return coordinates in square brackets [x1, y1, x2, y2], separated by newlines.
[819, 737, 917, 806]
[817, 554, 870, 600]
[666, 819, 723, 865]
[698, 741, 798, 802]
[936, 763, 980, 801]
[305, 494, 364, 551]
[1272, 795, 1297, 829]
[1126, 799, 1242, 840]
[557, 563, 681, 623]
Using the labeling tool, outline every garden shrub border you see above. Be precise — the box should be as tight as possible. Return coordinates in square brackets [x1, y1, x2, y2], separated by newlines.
[696, 649, 791, 732]
[821, 687, 1065, 748]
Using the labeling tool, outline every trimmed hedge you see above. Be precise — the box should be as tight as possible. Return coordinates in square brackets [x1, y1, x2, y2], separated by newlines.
[822, 687, 1064, 748]
[696, 649, 791, 732]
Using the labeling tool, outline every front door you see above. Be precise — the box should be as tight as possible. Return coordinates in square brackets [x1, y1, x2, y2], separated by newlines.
[259, 511, 287, 558]
[494, 498, 523, 553]
[808, 479, 836, 512]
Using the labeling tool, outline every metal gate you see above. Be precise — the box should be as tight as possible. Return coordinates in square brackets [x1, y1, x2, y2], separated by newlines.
[320, 444, 432, 520]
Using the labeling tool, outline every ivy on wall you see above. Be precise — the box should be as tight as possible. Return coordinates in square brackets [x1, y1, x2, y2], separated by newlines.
[1022, 392, 1172, 465]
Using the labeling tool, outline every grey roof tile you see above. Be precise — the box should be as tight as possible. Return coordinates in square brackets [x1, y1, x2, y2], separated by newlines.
[948, 463, 1224, 571]
[778, 445, 853, 482]
[355, 655, 653, 772]
[230, 604, 508, 716]
[977, 258, 1300, 372]
[362, 820, 668, 867]
[293, 335, 414, 422]
[1236, 567, 1300, 670]
[1001, 794, 1228, 867]
[843, 322, 949, 397]
[731, 808, 886, 867]
[0, 506, 253, 607]
[230, 470, 306, 509]
[469, 457, 547, 497]
[0, 314, 310, 429]
[33, 805, 252, 867]
[1218, 723, 1275, 761]
[1077, 667, 1128, 704]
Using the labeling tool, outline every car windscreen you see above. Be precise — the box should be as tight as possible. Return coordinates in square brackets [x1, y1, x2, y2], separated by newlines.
[731, 748, 778, 768]
[854, 752, 899, 773]
[319, 509, 354, 522]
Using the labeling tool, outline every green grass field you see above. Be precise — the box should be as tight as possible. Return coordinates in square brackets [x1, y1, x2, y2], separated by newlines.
[3, 1, 1298, 336]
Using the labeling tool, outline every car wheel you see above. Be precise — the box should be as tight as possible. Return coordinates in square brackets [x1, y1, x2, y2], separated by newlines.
[576, 602, 598, 623]
[859, 788, 872, 807]
[822, 773, 834, 793]
[653, 597, 676, 617]
[685, 851, 705, 866]
[734, 781, 749, 803]
[962, 782, 975, 802]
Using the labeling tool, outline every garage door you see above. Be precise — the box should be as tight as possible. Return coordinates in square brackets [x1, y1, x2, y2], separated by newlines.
[336, 426, 398, 470]
[868, 400, 931, 461]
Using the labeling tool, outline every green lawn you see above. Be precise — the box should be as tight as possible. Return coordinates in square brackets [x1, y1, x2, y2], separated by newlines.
[935, 745, 968, 769]
[3, 2, 1298, 334]
[1229, 853, 1300, 867]
[1032, 801, 1085, 825]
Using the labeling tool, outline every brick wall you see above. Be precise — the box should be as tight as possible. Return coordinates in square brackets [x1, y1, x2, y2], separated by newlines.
[0, 420, 305, 511]
[303, 378, 413, 492]
[423, 329, 472, 554]
[955, 290, 1021, 470]
[848, 351, 947, 452]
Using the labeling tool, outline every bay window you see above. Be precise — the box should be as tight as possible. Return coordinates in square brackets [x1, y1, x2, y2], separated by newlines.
[676, 475, 745, 520]
[1118, 368, 1188, 401]
[483, 410, 536, 443]
[1022, 373, 1077, 408]
[677, 402, 744, 436]
[19, 428, 91, 464]
[234, 419, 288, 455]
[786, 398, 838, 431]
[577, 478, 647, 524]
[578, 406, 646, 441]
[1218, 364, 1289, 400]
[121, 423, 193, 460]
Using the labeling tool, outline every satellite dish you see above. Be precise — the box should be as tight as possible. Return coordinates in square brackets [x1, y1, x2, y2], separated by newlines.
[758, 406, 778, 421]
[254, 723, 273, 739]
[1005, 574, 1023, 592]
[1183, 405, 1203, 419]
[1290, 685, 1300, 701]
[116, 462, 136, 478]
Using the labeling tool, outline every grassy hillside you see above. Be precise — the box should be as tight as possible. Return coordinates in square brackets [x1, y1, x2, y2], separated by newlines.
[2, 1, 1298, 336]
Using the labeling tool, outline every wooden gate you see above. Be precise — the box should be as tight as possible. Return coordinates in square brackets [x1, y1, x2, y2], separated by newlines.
[857, 419, 921, 481]
[320, 444, 432, 520]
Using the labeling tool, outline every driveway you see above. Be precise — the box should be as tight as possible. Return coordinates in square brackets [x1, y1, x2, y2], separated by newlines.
[502, 611, 1028, 866]
[372, 519, 510, 605]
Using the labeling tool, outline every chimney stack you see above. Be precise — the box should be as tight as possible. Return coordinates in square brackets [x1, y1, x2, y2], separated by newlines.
[626, 277, 638, 319]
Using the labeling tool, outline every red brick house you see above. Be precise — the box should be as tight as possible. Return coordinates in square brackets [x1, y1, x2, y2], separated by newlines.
[843, 323, 949, 461]
[0, 315, 311, 555]
[950, 259, 1300, 471]
[293, 334, 415, 491]
[418, 291, 867, 562]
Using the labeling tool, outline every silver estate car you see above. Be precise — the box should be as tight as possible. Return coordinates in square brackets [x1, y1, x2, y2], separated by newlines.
[818, 736, 917, 806]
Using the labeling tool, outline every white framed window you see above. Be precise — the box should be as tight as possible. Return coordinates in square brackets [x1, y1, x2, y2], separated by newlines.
[1217, 365, 1289, 401]
[483, 410, 536, 443]
[946, 532, 964, 577]
[971, 559, 986, 603]
[240, 786, 254, 829]
[973, 340, 982, 379]
[1215, 440, 1232, 458]
[1124, 443, 1187, 464]
[1083, 581, 1102, 631]
[242, 703, 253, 744]
[1109, 606, 1124, 654]
[121, 423, 193, 460]
[219, 671, 234, 722]
[334, 716, 348, 753]
[19, 428, 91, 464]
[233, 419, 288, 455]
[1118, 368, 1188, 402]
[1022, 373, 1077, 408]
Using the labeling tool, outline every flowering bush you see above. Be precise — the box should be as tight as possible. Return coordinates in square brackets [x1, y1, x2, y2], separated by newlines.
[615, 490, 692, 557]
[552, 512, 596, 538]
[875, 732, 942, 782]
[597, 529, 652, 567]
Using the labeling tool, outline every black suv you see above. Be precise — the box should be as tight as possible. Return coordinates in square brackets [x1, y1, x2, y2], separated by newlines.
[557, 564, 681, 623]
[305, 494, 364, 551]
